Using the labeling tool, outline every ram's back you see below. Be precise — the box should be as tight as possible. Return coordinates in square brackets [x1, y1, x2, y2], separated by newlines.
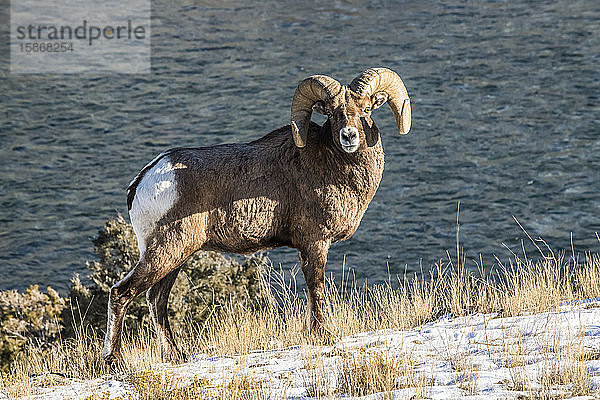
[127, 127, 297, 254]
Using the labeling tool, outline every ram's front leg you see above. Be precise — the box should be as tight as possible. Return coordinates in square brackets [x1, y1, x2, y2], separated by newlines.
[298, 240, 330, 333]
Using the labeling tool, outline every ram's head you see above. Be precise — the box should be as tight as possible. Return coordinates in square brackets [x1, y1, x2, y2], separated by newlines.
[290, 67, 411, 153]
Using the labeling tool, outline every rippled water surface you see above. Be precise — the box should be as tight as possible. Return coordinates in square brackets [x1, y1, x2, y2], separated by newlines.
[1, 0, 599, 292]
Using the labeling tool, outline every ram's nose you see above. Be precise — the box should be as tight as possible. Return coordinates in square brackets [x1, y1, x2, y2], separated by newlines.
[340, 127, 359, 153]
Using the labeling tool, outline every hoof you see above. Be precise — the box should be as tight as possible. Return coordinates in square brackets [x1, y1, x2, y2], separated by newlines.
[309, 323, 339, 345]
[318, 329, 338, 346]
[103, 352, 125, 372]
[162, 347, 187, 364]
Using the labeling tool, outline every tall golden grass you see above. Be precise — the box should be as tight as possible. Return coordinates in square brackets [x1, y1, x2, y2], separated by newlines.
[3, 242, 600, 398]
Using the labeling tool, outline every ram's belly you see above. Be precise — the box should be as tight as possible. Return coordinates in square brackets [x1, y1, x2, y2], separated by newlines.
[206, 196, 284, 253]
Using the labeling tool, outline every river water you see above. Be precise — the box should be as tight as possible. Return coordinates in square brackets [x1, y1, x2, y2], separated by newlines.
[1, 0, 599, 292]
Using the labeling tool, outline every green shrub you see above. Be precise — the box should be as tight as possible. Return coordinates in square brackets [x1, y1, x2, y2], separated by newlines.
[0, 285, 65, 370]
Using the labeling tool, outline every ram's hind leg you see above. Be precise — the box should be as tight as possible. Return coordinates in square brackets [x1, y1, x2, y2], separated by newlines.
[146, 267, 185, 362]
[102, 239, 189, 368]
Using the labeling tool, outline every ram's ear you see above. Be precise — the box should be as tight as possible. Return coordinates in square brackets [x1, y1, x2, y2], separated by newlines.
[371, 92, 389, 110]
[312, 101, 327, 115]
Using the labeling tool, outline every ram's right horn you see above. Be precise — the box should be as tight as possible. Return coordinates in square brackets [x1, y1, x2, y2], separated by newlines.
[290, 75, 342, 148]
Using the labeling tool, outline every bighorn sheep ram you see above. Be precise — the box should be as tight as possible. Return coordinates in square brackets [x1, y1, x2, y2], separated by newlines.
[102, 67, 411, 365]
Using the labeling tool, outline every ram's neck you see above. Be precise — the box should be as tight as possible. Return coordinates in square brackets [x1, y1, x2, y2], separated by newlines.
[306, 121, 385, 199]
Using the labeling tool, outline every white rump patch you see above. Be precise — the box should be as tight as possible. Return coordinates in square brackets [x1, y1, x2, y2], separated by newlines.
[128, 151, 167, 188]
[129, 155, 179, 255]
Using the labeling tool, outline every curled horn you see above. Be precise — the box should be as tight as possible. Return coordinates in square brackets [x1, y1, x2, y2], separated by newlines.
[290, 75, 342, 148]
[350, 67, 411, 134]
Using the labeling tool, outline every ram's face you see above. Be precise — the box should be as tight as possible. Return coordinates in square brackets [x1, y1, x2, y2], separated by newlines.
[290, 69, 410, 150]
[313, 88, 388, 154]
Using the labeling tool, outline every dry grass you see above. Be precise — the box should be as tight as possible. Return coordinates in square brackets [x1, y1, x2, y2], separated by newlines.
[1, 322, 109, 398]
[499, 317, 593, 399]
[449, 353, 478, 395]
[537, 329, 591, 398]
[3, 246, 600, 398]
[301, 347, 431, 399]
[337, 349, 431, 398]
[503, 328, 533, 393]
[127, 369, 208, 400]
[301, 349, 336, 398]
[126, 367, 269, 400]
